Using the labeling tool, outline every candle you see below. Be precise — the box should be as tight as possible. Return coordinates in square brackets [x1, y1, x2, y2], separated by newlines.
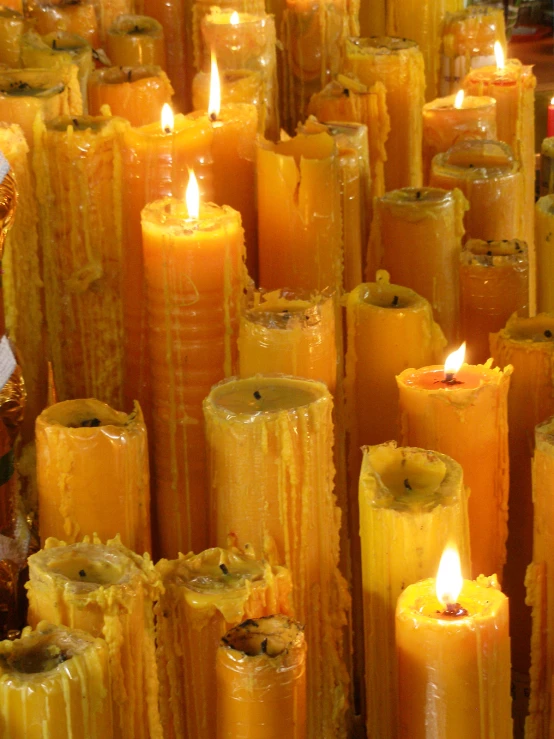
[27, 536, 163, 739]
[344, 37, 425, 191]
[536, 194, 554, 312]
[87, 66, 174, 125]
[430, 139, 524, 244]
[548, 97, 554, 138]
[33, 115, 127, 408]
[422, 91, 497, 184]
[36, 398, 151, 553]
[540, 136, 554, 196]
[204, 375, 350, 739]
[142, 188, 246, 558]
[29, 0, 100, 47]
[460, 238, 529, 364]
[106, 14, 166, 69]
[368, 187, 466, 346]
[397, 343, 512, 581]
[396, 548, 512, 739]
[155, 546, 292, 739]
[217, 615, 307, 739]
[1, 0, 22, 11]
[192, 68, 263, 126]
[0, 7, 24, 67]
[490, 313, 554, 673]
[0, 622, 113, 738]
[360, 444, 471, 739]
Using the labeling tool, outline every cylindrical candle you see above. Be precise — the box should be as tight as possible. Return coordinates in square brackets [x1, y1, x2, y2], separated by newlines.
[106, 14, 166, 69]
[368, 187, 466, 346]
[460, 238, 529, 364]
[36, 398, 151, 553]
[536, 194, 554, 313]
[155, 547, 292, 739]
[344, 37, 425, 191]
[422, 93, 496, 183]
[29, 0, 100, 47]
[397, 359, 512, 581]
[142, 197, 246, 558]
[540, 136, 554, 196]
[360, 443, 471, 739]
[0, 622, 113, 739]
[0, 7, 24, 67]
[27, 536, 163, 739]
[204, 375, 350, 739]
[192, 68, 263, 127]
[217, 615, 307, 739]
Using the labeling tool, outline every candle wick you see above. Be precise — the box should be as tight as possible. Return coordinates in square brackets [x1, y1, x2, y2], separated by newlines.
[261, 638, 268, 654]
[253, 390, 261, 400]
[443, 602, 468, 618]
[163, 126, 171, 134]
[403, 478, 412, 491]
[209, 112, 218, 122]
[391, 295, 399, 307]
[219, 563, 229, 575]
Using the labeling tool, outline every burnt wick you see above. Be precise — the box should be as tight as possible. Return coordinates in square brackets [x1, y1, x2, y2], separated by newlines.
[404, 479, 412, 491]
[80, 418, 101, 427]
[391, 295, 399, 307]
[261, 638, 268, 654]
[253, 391, 261, 400]
[443, 602, 468, 617]
[209, 112, 217, 122]
[79, 569, 86, 577]
[545, 330, 553, 338]
[219, 563, 229, 575]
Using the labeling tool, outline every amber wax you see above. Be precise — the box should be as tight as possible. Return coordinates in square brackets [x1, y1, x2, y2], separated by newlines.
[29, 0, 100, 47]
[106, 14, 166, 69]
[0, 7, 24, 67]
[536, 194, 554, 312]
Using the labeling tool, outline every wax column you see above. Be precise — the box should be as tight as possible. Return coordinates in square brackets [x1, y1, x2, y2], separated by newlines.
[0, 7, 24, 67]
[33, 115, 127, 408]
[0, 623, 113, 739]
[36, 399, 151, 553]
[397, 346, 512, 581]
[29, 0, 100, 47]
[490, 314, 554, 674]
[142, 194, 246, 558]
[27, 537, 163, 739]
[106, 15, 166, 68]
[204, 376, 350, 739]
[368, 187, 466, 346]
[536, 195, 554, 312]
[155, 547, 292, 739]
[396, 552, 512, 739]
[360, 443, 471, 739]
[344, 37, 425, 191]
[217, 616, 307, 739]
[88, 67, 174, 125]
[460, 239, 529, 364]
[540, 137, 554, 196]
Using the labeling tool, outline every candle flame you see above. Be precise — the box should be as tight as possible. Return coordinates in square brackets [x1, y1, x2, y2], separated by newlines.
[230, 10, 239, 24]
[551, 96, 554, 106]
[161, 103, 174, 134]
[208, 50, 221, 120]
[444, 342, 466, 379]
[186, 169, 200, 219]
[436, 546, 463, 607]
[494, 41, 505, 71]
[454, 89, 464, 109]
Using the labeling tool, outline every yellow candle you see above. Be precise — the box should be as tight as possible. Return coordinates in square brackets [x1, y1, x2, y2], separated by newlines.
[368, 187, 466, 346]
[397, 347, 512, 581]
[344, 37, 425, 191]
[204, 375, 350, 739]
[217, 615, 307, 739]
[30, 0, 100, 47]
[27, 536, 163, 739]
[156, 547, 292, 739]
[490, 313, 554, 674]
[540, 136, 554, 196]
[0, 622, 113, 738]
[142, 195, 246, 558]
[360, 443, 471, 739]
[536, 194, 554, 313]
[192, 68, 263, 127]
[396, 556, 512, 739]
[36, 399, 151, 553]
[460, 239, 529, 364]
[33, 115, 127, 408]
[106, 14, 166, 69]
[422, 92, 496, 183]
[0, 7, 24, 67]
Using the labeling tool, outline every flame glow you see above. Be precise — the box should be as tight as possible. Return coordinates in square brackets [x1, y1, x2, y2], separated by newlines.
[186, 169, 200, 219]
[551, 96, 554, 106]
[436, 547, 463, 607]
[230, 10, 239, 24]
[208, 51, 221, 120]
[161, 103, 174, 134]
[454, 89, 464, 110]
[444, 342, 466, 379]
[494, 41, 505, 71]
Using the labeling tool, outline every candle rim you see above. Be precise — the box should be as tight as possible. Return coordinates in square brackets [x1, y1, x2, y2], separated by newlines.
[243, 287, 334, 328]
[398, 363, 504, 389]
[499, 312, 554, 344]
[423, 94, 496, 113]
[346, 35, 419, 55]
[0, 6, 23, 18]
[461, 238, 528, 267]
[89, 64, 164, 86]
[141, 197, 239, 232]
[380, 187, 454, 207]
[220, 614, 305, 658]
[432, 139, 518, 180]
[38, 398, 139, 431]
[107, 13, 163, 36]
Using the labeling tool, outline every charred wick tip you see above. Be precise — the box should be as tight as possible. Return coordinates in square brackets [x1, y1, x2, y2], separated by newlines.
[219, 563, 229, 575]
[253, 390, 261, 400]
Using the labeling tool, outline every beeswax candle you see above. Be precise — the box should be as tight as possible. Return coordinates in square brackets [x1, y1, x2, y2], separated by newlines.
[191, 69, 262, 129]
[27, 536, 163, 739]
[540, 137, 554, 196]
[106, 15, 166, 69]
[0, 622, 113, 738]
[217, 615, 307, 739]
[360, 443, 471, 739]
[204, 375, 350, 739]
[156, 547, 292, 739]
[30, 0, 99, 47]
[536, 195, 554, 313]
[0, 7, 24, 67]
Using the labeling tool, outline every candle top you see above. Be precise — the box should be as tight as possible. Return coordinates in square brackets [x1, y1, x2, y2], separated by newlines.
[536, 416, 554, 449]
[259, 130, 335, 163]
[380, 187, 454, 210]
[38, 398, 141, 431]
[446, 4, 505, 23]
[89, 65, 163, 86]
[108, 13, 163, 37]
[300, 117, 368, 158]
[423, 94, 495, 113]
[465, 57, 533, 85]
[204, 8, 264, 26]
[542, 137, 554, 158]
[244, 287, 334, 330]
[46, 115, 114, 133]
[498, 312, 554, 344]
[221, 615, 305, 659]
[433, 139, 518, 180]
[1, 80, 64, 98]
[398, 364, 498, 391]
[347, 36, 419, 56]
[141, 197, 238, 234]
[22, 29, 90, 55]
[461, 238, 528, 268]
[357, 271, 430, 312]
[536, 192, 554, 218]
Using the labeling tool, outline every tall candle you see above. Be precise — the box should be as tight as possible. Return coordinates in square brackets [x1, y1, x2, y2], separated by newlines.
[155, 547, 292, 739]
[536, 194, 554, 312]
[106, 14, 166, 69]
[29, 0, 100, 47]
[360, 443, 471, 739]
[0, 7, 24, 67]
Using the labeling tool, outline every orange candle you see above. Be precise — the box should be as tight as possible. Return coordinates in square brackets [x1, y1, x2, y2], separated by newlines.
[217, 615, 307, 739]
[0, 7, 24, 67]
[142, 189, 246, 558]
[397, 343, 512, 582]
[29, 0, 100, 47]
[106, 14, 166, 69]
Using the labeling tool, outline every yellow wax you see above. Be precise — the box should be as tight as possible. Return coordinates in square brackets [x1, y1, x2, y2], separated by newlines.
[536, 195, 554, 312]
[204, 375, 350, 739]
[27, 536, 163, 739]
[344, 37, 425, 191]
[33, 115, 128, 408]
[368, 187, 466, 346]
[540, 136, 554, 196]
[156, 547, 292, 739]
[106, 14, 166, 69]
[0, 7, 24, 67]
[396, 576, 512, 739]
[29, 0, 100, 47]
[360, 443, 471, 739]
[0, 622, 113, 738]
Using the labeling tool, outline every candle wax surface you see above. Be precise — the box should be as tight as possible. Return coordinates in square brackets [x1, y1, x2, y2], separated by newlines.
[402, 576, 505, 622]
[402, 365, 487, 390]
[210, 376, 324, 416]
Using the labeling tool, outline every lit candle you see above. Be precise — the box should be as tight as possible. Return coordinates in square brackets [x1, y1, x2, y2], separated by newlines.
[535, 194, 554, 312]
[396, 547, 512, 739]
[397, 342, 512, 581]
[0, 7, 24, 67]
[156, 547, 293, 739]
[106, 14, 167, 69]
[360, 444, 471, 739]
[548, 97, 554, 138]
[28, 0, 100, 47]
